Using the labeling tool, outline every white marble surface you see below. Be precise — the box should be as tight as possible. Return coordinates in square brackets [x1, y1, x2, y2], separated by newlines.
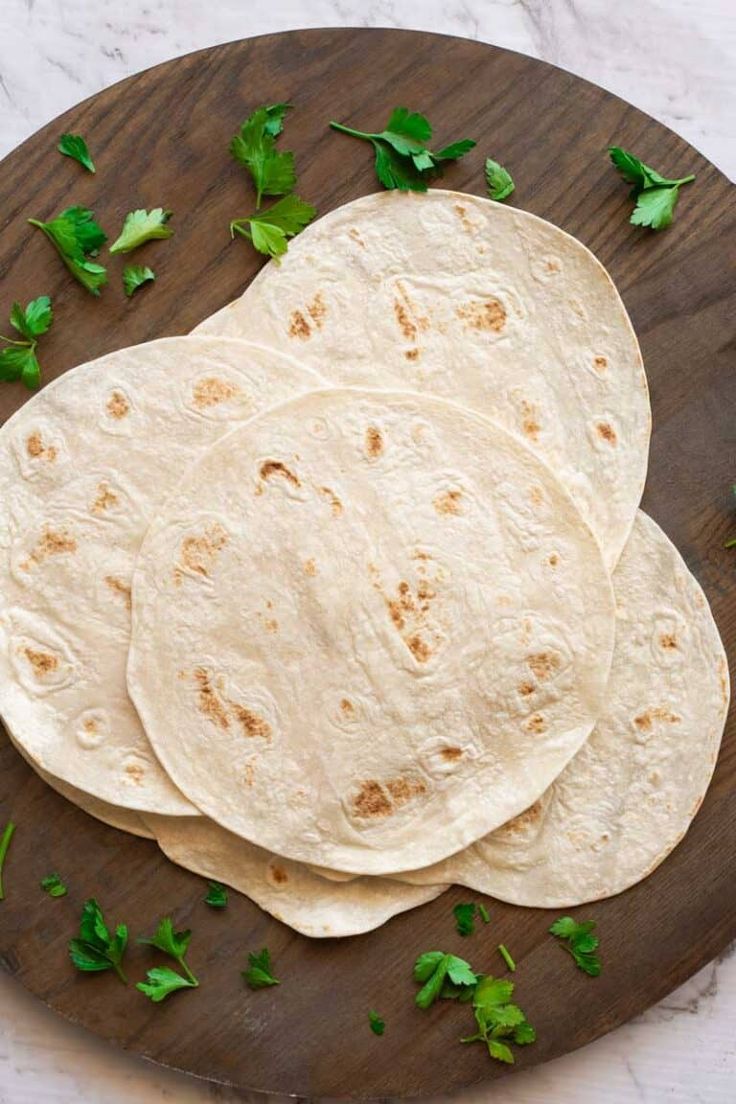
[0, 1, 734, 1102]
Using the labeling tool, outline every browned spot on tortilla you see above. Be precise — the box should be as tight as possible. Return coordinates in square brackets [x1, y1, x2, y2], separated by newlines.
[125, 763, 145, 783]
[352, 780, 392, 818]
[521, 399, 540, 442]
[193, 667, 230, 730]
[304, 558, 317, 576]
[394, 298, 417, 341]
[719, 659, 728, 704]
[365, 426, 383, 459]
[505, 799, 543, 834]
[91, 481, 118, 515]
[594, 355, 608, 372]
[318, 486, 342, 516]
[440, 746, 463, 762]
[340, 698, 354, 716]
[527, 651, 561, 681]
[23, 646, 58, 676]
[26, 432, 57, 462]
[243, 763, 255, 787]
[386, 775, 427, 807]
[289, 309, 311, 339]
[175, 523, 228, 584]
[548, 553, 559, 566]
[387, 599, 405, 630]
[596, 421, 617, 445]
[104, 575, 132, 609]
[456, 298, 506, 332]
[22, 527, 77, 570]
[406, 633, 431, 662]
[518, 680, 535, 697]
[231, 704, 271, 740]
[263, 618, 278, 633]
[634, 707, 681, 731]
[192, 377, 239, 409]
[348, 227, 365, 247]
[660, 633, 678, 650]
[523, 712, 547, 734]
[260, 460, 300, 487]
[545, 259, 561, 273]
[83, 717, 98, 734]
[433, 489, 463, 516]
[270, 863, 288, 884]
[107, 391, 129, 419]
[405, 347, 420, 360]
[529, 486, 543, 507]
[306, 292, 327, 329]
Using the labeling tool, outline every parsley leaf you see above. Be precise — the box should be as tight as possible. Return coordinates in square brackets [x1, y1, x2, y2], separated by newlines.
[110, 208, 173, 254]
[28, 207, 107, 295]
[549, 916, 601, 976]
[369, 1009, 385, 1035]
[58, 133, 95, 173]
[137, 915, 198, 985]
[498, 944, 516, 972]
[478, 904, 490, 924]
[414, 951, 477, 1009]
[0, 821, 15, 899]
[608, 147, 694, 230]
[230, 194, 316, 260]
[0, 296, 53, 389]
[243, 947, 280, 989]
[204, 880, 228, 909]
[230, 104, 296, 208]
[68, 898, 128, 983]
[454, 902, 477, 936]
[122, 265, 155, 298]
[461, 975, 536, 1064]
[485, 157, 515, 202]
[40, 872, 67, 897]
[10, 296, 53, 341]
[330, 108, 475, 192]
[136, 966, 197, 1003]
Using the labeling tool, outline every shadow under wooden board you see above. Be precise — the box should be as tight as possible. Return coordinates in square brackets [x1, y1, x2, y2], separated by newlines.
[0, 25, 734, 1100]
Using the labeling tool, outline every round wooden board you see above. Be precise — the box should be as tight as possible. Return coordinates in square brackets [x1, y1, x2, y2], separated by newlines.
[0, 27, 734, 1100]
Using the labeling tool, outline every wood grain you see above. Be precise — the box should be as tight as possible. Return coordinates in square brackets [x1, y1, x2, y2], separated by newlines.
[0, 27, 733, 1099]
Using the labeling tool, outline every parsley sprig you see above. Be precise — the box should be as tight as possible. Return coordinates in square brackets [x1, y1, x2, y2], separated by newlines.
[110, 208, 173, 254]
[69, 898, 128, 983]
[230, 195, 316, 260]
[453, 902, 478, 937]
[204, 880, 228, 909]
[549, 916, 601, 976]
[136, 915, 199, 1001]
[0, 296, 53, 389]
[369, 1009, 385, 1035]
[413, 951, 477, 1008]
[461, 976, 536, 1064]
[242, 946, 280, 989]
[28, 207, 107, 295]
[485, 158, 515, 202]
[230, 103, 295, 208]
[40, 872, 67, 897]
[0, 821, 15, 900]
[330, 107, 475, 192]
[609, 147, 695, 230]
[58, 133, 95, 174]
[122, 265, 155, 298]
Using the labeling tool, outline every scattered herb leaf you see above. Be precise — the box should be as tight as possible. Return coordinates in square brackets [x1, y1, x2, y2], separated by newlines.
[0, 296, 53, 389]
[110, 208, 173, 254]
[478, 903, 490, 924]
[68, 898, 128, 983]
[414, 951, 477, 1009]
[137, 915, 197, 985]
[122, 265, 155, 298]
[549, 916, 601, 976]
[204, 880, 228, 909]
[242, 947, 280, 989]
[330, 107, 475, 192]
[461, 975, 535, 1064]
[498, 944, 516, 972]
[485, 157, 515, 202]
[453, 902, 477, 937]
[0, 821, 15, 900]
[369, 1009, 385, 1035]
[40, 872, 67, 897]
[9, 296, 53, 341]
[230, 103, 296, 208]
[136, 965, 197, 1002]
[230, 194, 316, 260]
[58, 133, 95, 173]
[28, 207, 107, 295]
[608, 147, 695, 230]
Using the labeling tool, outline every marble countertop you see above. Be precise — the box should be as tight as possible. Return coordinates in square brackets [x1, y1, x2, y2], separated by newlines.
[0, 2, 734, 1102]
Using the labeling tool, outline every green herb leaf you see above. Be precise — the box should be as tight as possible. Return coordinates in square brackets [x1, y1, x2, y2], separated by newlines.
[462, 974, 535, 1065]
[28, 207, 108, 294]
[0, 821, 16, 900]
[414, 951, 477, 1009]
[369, 1009, 385, 1035]
[473, 976, 515, 1011]
[69, 898, 128, 983]
[58, 133, 95, 173]
[230, 194, 316, 260]
[453, 902, 477, 936]
[608, 147, 694, 231]
[204, 880, 228, 908]
[138, 915, 191, 960]
[230, 104, 296, 207]
[498, 943, 516, 972]
[487, 1039, 514, 1064]
[485, 157, 515, 202]
[110, 208, 173, 254]
[0, 345, 41, 389]
[10, 296, 53, 341]
[630, 186, 682, 231]
[136, 965, 197, 1002]
[413, 950, 446, 982]
[242, 947, 280, 989]
[514, 1021, 537, 1045]
[373, 141, 428, 192]
[40, 872, 67, 897]
[549, 916, 602, 976]
[122, 265, 155, 298]
[478, 903, 490, 924]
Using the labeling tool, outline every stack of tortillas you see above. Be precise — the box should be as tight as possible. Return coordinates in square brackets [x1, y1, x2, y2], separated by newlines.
[0, 191, 728, 937]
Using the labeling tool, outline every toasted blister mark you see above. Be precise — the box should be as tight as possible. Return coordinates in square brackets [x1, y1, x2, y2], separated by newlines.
[433, 488, 463, 516]
[191, 377, 240, 409]
[595, 420, 617, 445]
[659, 633, 678, 651]
[104, 575, 132, 609]
[526, 651, 562, 682]
[22, 645, 58, 677]
[453, 202, 477, 235]
[633, 707, 681, 734]
[259, 460, 300, 488]
[106, 390, 130, 420]
[456, 297, 507, 332]
[192, 667, 272, 740]
[365, 425, 384, 460]
[593, 355, 608, 374]
[392, 280, 429, 343]
[523, 712, 547, 734]
[230, 703, 272, 740]
[303, 558, 317, 577]
[288, 309, 311, 340]
[267, 863, 289, 887]
[91, 481, 119, 515]
[21, 526, 77, 571]
[26, 432, 57, 463]
[74, 709, 110, 749]
[393, 297, 417, 341]
[530, 254, 563, 282]
[306, 292, 327, 330]
[350, 772, 427, 822]
[651, 611, 687, 667]
[518, 680, 536, 697]
[405, 347, 420, 361]
[499, 798, 545, 838]
[174, 522, 228, 585]
[440, 746, 464, 762]
[317, 485, 343, 516]
[529, 486, 544, 507]
[124, 760, 146, 784]
[243, 762, 256, 787]
[718, 657, 729, 705]
[520, 398, 541, 442]
[348, 227, 365, 248]
[547, 552, 560, 567]
[374, 569, 443, 665]
[193, 667, 230, 730]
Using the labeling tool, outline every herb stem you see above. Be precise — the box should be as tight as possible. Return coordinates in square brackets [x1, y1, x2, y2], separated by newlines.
[0, 821, 16, 900]
[113, 961, 128, 985]
[177, 956, 198, 986]
[498, 944, 516, 972]
[329, 121, 373, 141]
[724, 537, 736, 549]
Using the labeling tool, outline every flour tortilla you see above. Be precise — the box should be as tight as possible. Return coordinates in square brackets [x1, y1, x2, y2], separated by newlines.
[145, 814, 447, 938]
[195, 189, 650, 572]
[394, 512, 730, 904]
[128, 388, 615, 874]
[0, 336, 325, 813]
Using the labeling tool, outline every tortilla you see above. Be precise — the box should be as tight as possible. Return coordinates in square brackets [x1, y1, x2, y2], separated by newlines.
[0, 336, 325, 814]
[395, 512, 730, 904]
[128, 388, 615, 874]
[145, 814, 447, 938]
[195, 189, 650, 571]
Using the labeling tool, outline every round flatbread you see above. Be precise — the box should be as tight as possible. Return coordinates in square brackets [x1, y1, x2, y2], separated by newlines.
[395, 512, 730, 904]
[195, 189, 650, 572]
[128, 388, 615, 874]
[0, 336, 325, 814]
[145, 814, 447, 938]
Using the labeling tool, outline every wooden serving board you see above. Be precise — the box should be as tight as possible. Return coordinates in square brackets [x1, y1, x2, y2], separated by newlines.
[0, 28, 733, 1099]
